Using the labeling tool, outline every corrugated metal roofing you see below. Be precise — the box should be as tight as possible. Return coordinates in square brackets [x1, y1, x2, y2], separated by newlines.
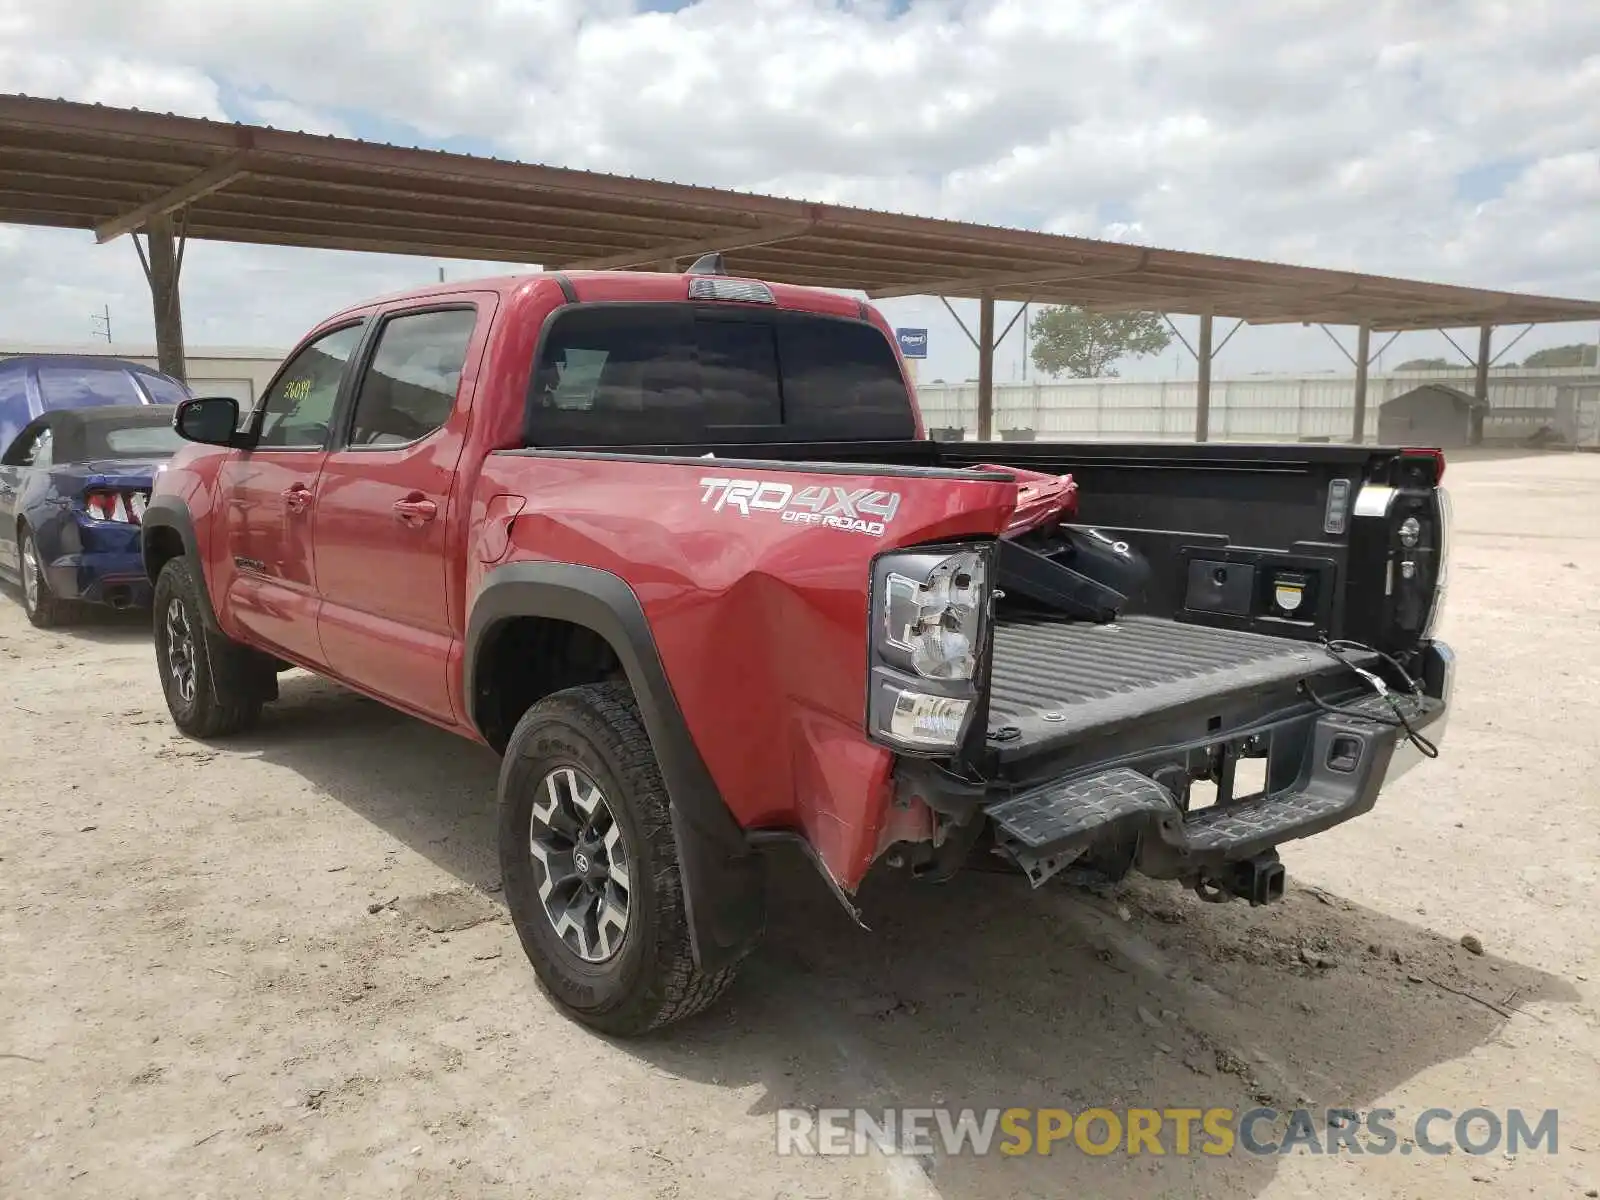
[3, 93, 1599, 331]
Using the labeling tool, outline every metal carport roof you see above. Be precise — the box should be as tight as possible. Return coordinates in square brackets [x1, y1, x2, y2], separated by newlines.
[2, 92, 1596, 440]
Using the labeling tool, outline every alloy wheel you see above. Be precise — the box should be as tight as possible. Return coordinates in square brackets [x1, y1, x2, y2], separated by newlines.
[163, 597, 198, 706]
[527, 766, 632, 963]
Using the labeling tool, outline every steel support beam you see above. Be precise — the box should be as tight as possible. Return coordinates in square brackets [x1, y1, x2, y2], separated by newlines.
[1351, 322, 1371, 443]
[95, 151, 251, 244]
[977, 293, 996, 441]
[559, 219, 814, 271]
[1473, 324, 1492, 444]
[1195, 312, 1214, 442]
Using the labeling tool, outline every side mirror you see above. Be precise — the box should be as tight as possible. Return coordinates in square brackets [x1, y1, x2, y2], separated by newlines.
[174, 396, 246, 448]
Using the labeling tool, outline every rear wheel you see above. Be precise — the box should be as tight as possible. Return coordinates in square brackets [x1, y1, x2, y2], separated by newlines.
[17, 528, 76, 628]
[499, 681, 739, 1035]
[153, 557, 266, 738]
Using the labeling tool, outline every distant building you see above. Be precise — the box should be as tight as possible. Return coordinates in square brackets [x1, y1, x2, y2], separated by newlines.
[1377, 384, 1489, 448]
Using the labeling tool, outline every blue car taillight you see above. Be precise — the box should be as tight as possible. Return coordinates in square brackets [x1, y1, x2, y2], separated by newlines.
[84, 488, 147, 524]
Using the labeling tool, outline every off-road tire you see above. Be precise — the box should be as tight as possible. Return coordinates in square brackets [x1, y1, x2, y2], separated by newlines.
[153, 556, 265, 738]
[17, 527, 77, 628]
[499, 681, 739, 1035]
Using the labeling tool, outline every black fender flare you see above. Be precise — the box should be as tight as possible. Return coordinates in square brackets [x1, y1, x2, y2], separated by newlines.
[465, 560, 765, 973]
[140, 495, 222, 631]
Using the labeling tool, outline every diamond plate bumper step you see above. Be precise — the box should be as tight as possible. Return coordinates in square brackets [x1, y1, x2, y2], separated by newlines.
[987, 768, 1181, 850]
[985, 697, 1445, 887]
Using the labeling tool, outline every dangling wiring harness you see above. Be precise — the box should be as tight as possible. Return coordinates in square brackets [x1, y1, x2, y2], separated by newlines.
[1301, 636, 1440, 760]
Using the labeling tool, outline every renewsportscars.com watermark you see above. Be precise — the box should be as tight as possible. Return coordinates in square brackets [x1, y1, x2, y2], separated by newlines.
[776, 1106, 1559, 1158]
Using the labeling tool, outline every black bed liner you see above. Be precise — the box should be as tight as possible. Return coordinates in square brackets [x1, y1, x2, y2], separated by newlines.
[987, 615, 1355, 755]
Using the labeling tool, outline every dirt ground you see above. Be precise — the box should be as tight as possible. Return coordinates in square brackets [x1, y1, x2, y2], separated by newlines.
[2, 450, 1598, 1200]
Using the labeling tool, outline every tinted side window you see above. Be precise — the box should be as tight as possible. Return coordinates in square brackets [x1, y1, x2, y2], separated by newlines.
[348, 309, 477, 447]
[777, 318, 915, 440]
[36, 367, 142, 411]
[256, 324, 365, 449]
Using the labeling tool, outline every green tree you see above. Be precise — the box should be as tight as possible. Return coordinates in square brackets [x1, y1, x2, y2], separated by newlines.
[1029, 306, 1172, 378]
[1520, 344, 1598, 369]
[1395, 357, 1455, 370]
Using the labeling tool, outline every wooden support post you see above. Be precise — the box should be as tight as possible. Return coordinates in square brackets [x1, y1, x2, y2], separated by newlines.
[145, 214, 187, 385]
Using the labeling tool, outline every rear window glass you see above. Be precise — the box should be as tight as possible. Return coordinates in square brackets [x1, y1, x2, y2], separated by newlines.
[36, 366, 144, 410]
[527, 305, 915, 446]
[96, 424, 185, 458]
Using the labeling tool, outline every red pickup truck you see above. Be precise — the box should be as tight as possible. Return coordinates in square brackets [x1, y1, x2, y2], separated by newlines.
[141, 262, 1453, 1035]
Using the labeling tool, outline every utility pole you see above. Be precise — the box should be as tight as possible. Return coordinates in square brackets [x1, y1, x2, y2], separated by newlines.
[90, 304, 112, 342]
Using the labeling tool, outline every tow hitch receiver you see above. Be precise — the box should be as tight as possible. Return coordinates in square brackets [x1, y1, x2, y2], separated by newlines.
[1199, 851, 1286, 906]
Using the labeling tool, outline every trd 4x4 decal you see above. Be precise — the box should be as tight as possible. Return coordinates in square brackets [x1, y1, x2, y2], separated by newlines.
[698, 477, 902, 537]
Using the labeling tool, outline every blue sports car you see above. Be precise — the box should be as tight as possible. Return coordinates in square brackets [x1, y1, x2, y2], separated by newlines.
[0, 405, 184, 626]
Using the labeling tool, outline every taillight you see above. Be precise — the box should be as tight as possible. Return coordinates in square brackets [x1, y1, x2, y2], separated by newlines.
[1400, 447, 1446, 485]
[84, 489, 145, 524]
[1348, 466, 1450, 651]
[1391, 488, 1447, 639]
[1422, 487, 1452, 639]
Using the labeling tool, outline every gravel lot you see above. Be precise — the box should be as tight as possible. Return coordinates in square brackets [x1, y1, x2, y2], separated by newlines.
[2, 450, 1597, 1200]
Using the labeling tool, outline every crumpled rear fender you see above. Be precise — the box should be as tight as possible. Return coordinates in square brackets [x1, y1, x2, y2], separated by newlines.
[470, 448, 1019, 895]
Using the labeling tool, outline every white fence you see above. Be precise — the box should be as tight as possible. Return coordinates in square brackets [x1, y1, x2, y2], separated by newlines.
[916, 368, 1600, 446]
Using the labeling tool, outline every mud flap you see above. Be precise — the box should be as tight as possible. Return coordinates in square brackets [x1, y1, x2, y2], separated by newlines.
[670, 807, 766, 974]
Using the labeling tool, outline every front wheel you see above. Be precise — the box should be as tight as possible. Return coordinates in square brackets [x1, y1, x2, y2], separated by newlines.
[152, 557, 265, 738]
[499, 682, 739, 1035]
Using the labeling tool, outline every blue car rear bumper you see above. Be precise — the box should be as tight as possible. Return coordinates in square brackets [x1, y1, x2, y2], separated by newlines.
[44, 522, 151, 608]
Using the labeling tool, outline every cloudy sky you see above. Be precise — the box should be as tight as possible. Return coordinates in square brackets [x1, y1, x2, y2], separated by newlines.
[1, 0, 1597, 383]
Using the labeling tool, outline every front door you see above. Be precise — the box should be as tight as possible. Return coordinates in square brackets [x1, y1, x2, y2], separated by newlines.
[219, 322, 365, 666]
[313, 305, 483, 723]
[0, 421, 49, 568]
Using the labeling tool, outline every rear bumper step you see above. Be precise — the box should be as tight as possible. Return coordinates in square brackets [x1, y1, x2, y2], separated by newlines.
[984, 692, 1445, 887]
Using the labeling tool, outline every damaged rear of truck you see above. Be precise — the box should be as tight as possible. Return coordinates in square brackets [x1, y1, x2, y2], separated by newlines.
[150, 263, 1451, 1035]
[460, 267, 1452, 1032]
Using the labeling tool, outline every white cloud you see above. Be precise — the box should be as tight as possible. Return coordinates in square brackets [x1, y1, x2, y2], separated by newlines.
[239, 97, 352, 139]
[0, 0, 1595, 382]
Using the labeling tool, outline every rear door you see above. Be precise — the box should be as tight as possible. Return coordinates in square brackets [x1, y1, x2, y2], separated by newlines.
[217, 322, 365, 665]
[312, 303, 485, 723]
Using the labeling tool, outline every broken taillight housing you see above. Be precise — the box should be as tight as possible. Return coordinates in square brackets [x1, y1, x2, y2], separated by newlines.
[84, 489, 145, 523]
[866, 544, 995, 754]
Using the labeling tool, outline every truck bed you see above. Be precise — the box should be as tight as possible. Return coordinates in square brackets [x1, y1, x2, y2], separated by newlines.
[987, 615, 1355, 760]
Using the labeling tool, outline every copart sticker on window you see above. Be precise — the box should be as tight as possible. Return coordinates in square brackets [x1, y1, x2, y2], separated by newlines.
[698, 477, 901, 537]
